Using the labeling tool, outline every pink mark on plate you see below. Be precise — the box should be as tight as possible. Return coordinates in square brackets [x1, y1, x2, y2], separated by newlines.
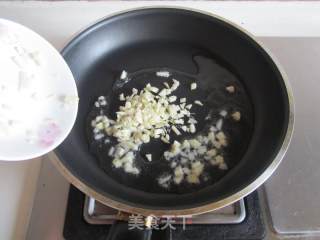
[38, 122, 61, 147]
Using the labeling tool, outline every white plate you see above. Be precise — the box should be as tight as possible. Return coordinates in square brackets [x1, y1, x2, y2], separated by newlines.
[0, 19, 78, 161]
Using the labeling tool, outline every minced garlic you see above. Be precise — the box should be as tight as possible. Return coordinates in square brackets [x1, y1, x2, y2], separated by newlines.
[226, 85, 235, 93]
[162, 122, 229, 187]
[146, 154, 152, 162]
[194, 100, 203, 106]
[231, 111, 241, 121]
[191, 82, 197, 90]
[92, 79, 197, 175]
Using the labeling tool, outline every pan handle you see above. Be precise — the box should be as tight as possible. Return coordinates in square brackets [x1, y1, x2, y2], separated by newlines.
[106, 216, 153, 240]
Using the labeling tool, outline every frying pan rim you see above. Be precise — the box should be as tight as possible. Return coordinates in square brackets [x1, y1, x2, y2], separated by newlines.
[52, 6, 294, 216]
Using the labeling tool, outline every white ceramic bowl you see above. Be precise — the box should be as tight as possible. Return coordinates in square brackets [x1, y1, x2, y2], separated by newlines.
[0, 19, 78, 161]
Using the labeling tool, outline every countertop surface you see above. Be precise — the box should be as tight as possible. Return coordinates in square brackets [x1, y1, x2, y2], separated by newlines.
[0, 1, 320, 240]
[262, 38, 320, 236]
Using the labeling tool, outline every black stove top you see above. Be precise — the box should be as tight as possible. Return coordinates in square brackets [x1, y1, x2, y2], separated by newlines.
[63, 186, 265, 240]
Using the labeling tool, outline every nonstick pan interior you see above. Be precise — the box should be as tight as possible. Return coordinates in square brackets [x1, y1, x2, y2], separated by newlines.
[86, 54, 254, 194]
[56, 8, 292, 211]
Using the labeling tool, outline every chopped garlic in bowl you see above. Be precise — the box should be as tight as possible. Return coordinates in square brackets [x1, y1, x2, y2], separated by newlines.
[0, 19, 78, 161]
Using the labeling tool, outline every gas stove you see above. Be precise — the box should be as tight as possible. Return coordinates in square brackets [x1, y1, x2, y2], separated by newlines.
[83, 195, 246, 225]
[62, 185, 265, 240]
[26, 35, 320, 239]
[3, 2, 320, 240]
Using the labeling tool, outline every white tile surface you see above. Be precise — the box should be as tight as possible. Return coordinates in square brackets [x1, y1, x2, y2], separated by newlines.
[262, 38, 320, 235]
[26, 154, 69, 240]
[0, 1, 320, 240]
[0, 158, 42, 240]
[0, 0, 319, 52]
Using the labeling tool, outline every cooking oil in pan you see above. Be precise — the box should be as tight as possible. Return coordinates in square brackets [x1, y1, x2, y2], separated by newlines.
[87, 55, 253, 194]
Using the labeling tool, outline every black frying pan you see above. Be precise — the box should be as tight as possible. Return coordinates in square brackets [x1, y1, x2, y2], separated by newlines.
[53, 7, 293, 240]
